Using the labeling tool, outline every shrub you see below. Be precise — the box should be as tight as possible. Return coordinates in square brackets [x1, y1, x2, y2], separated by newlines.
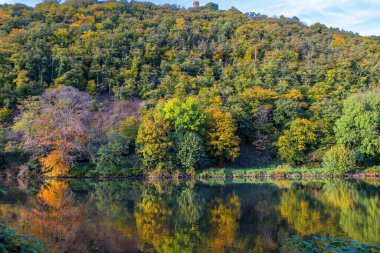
[269, 164, 292, 177]
[95, 135, 131, 176]
[322, 145, 356, 174]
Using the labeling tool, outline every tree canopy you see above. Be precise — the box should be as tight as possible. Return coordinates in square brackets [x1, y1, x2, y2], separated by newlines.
[0, 0, 379, 175]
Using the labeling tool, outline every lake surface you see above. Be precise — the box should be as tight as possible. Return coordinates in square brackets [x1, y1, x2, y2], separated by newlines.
[0, 178, 379, 252]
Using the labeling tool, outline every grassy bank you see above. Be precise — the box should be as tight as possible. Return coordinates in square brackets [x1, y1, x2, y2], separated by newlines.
[195, 166, 380, 179]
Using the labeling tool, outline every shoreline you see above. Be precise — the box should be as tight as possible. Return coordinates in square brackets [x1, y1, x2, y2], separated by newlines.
[2, 172, 379, 180]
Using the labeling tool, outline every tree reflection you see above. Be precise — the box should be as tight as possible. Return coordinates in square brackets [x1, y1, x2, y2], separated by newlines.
[134, 188, 173, 251]
[322, 180, 380, 244]
[0, 179, 378, 252]
[208, 194, 241, 252]
[21, 180, 86, 252]
[280, 184, 339, 237]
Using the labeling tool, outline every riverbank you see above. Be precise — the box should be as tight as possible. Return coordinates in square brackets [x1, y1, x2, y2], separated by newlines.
[2, 165, 380, 180]
[195, 167, 380, 179]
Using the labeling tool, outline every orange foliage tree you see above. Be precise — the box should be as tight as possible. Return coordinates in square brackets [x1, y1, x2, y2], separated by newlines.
[13, 86, 92, 176]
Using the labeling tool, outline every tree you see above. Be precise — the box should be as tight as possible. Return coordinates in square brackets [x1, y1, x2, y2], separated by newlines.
[205, 106, 240, 163]
[95, 135, 131, 176]
[205, 2, 219, 10]
[176, 132, 207, 174]
[119, 116, 139, 143]
[334, 91, 380, 164]
[162, 97, 206, 134]
[0, 125, 5, 154]
[13, 86, 92, 176]
[136, 111, 173, 173]
[277, 118, 317, 164]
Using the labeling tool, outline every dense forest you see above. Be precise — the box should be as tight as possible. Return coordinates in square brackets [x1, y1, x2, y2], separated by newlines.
[0, 0, 379, 177]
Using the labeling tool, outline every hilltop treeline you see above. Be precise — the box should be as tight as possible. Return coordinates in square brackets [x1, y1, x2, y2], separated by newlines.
[0, 0, 379, 176]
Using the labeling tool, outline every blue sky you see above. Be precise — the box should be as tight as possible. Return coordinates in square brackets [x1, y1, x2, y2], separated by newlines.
[1, 0, 379, 36]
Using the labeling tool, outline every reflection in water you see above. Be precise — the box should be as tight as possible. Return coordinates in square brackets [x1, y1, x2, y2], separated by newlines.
[0, 179, 379, 252]
[209, 194, 241, 252]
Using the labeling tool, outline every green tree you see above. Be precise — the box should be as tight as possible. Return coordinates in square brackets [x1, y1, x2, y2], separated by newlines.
[95, 135, 131, 176]
[176, 132, 207, 174]
[334, 91, 380, 164]
[205, 2, 219, 10]
[162, 97, 206, 134]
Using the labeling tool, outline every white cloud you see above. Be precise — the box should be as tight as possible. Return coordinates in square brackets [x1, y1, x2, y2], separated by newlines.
[233, 0, 380, 35]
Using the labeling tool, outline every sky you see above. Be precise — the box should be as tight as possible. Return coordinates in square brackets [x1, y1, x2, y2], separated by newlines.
[0, 0, 379, 36]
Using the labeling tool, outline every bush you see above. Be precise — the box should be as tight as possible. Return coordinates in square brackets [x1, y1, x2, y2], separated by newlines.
[322, 145, 356, 174]
[94, 135, 131, 176]
[269, 164, 292, 177]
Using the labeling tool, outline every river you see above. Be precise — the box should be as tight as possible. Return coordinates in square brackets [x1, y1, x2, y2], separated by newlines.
[0, 178, 379, 252]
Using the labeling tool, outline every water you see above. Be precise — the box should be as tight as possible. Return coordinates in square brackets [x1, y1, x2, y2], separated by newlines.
[0, 179, 379, 252]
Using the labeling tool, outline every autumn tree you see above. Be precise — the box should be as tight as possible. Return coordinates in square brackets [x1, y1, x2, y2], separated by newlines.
[277, 118, 317, 164]
[119, 116, 139, 143]
[13, 86, 92, 176]
[205, 106, 240, 163]
[136, 111, 173, 173]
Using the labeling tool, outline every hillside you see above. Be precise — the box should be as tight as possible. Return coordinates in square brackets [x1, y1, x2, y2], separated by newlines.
[0, 1, 379, 176]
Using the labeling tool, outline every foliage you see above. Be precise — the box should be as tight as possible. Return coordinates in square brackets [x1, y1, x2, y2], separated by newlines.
[136, 111, 174, 173]
[13, 86, 92, 175]
[94, 135, 132, 176]
[39, 150, 69, 177]
[0, 1, 379, 175]
[205, 106, 240, 163]
[322, 145, 356, 174]
[0, 124, 5, 154]
[162, 97, 206, 134]
[334, 91, 380, 164]
[176, 132, 207, 174]
[277, 118, 317, 164]
[119, 116, 139, 143]
[0, 224, 45, 252]
[269, 164, 292, 176]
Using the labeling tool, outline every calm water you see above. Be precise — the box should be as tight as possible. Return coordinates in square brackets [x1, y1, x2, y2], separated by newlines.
[0, 178, 379, 252]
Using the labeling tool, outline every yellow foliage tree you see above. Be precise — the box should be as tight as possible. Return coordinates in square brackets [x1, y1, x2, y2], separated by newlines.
[136, 111, 173, 172]
[277, 118, 317, 164]
[205, 106, 240, 162]
[284, 88, 303, 100]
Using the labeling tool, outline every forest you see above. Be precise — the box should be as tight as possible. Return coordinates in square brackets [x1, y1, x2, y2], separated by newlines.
[0, 0, 379, 177]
